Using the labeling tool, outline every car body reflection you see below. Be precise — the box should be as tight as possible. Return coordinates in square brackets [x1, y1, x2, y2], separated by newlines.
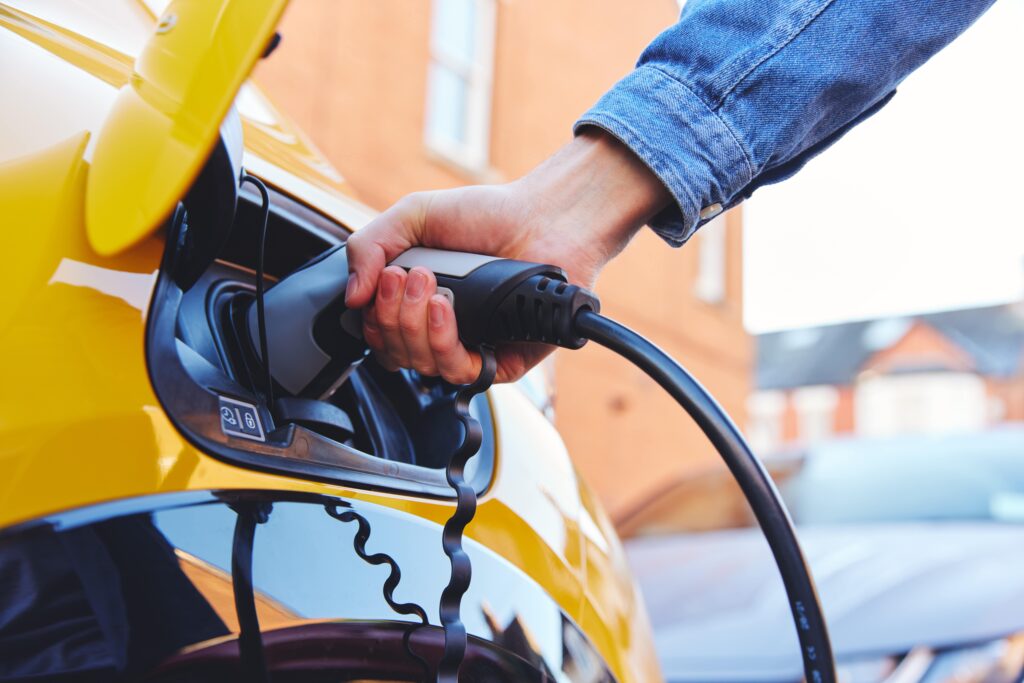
[0, 491, 614, 682]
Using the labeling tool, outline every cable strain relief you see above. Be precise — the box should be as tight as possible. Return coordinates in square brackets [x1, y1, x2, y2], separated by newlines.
[485, 274, 600, 349]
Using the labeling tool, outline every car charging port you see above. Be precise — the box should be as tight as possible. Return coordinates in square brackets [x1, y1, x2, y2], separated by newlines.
[147, 173, 496, 499]
[223, 285, 359, 445]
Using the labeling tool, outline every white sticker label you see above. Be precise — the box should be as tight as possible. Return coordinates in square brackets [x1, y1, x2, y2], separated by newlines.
[218, 396, 266, 442]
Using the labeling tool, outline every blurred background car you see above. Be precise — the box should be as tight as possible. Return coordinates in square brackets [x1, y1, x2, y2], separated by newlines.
[623, 427, 1024, 683]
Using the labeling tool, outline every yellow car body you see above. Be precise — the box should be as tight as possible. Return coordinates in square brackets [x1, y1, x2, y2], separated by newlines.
[0, 2, 660, 681]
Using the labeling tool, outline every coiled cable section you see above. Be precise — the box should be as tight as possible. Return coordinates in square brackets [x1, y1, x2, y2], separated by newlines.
[325, 504, 430, 679]
[437, 345, 498, 683]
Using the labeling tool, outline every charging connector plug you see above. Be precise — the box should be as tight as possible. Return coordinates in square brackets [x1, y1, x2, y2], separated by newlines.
[483, 275, 598, 350]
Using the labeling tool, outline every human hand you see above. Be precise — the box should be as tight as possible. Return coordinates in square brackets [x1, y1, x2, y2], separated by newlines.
[344, 129, 669, 384]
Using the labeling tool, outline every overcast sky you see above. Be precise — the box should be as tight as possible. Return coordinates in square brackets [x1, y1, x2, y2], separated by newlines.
[743, 0, 1024, 333]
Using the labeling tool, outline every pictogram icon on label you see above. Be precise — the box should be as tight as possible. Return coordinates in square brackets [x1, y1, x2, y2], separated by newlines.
[218, 396, 265, 442]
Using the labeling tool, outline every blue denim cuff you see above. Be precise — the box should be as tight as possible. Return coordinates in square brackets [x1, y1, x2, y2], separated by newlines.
[574, 65, 753, 247]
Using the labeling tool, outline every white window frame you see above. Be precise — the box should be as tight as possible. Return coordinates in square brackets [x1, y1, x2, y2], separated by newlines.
[747, 390, 786, 454]
[694, 217, 727, 304]
[854, 371, 989, 437]
[792, 385, 839, 444]
[424, 0, 497, 171]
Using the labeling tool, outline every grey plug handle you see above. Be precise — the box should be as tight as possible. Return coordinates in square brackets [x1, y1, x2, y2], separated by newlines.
[247, 245, 503, 397]
[247, 244, 567, 397]
[247, 244, 351, 396]
[390, 247, 500, 276]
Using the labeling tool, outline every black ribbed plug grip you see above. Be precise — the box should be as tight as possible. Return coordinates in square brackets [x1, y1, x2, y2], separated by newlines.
[484, 274, 599, 349]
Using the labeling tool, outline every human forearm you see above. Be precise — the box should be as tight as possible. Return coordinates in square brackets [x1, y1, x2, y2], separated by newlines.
[580, 0, 997, 246]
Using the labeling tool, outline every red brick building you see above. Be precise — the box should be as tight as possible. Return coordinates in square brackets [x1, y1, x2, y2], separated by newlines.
[255, 0, 750, 518]
[749, 303, 1024, 454]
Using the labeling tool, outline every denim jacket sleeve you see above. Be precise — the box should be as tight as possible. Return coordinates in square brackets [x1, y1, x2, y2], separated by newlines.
[575, 0, 996, 246]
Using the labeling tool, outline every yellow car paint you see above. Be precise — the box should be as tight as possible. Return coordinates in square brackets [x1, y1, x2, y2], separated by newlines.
[0, 2, 662, 681]
[85, 0, 288, 256]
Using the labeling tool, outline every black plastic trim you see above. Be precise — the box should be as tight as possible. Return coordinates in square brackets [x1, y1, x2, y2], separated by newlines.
[144, 192, 496, 499]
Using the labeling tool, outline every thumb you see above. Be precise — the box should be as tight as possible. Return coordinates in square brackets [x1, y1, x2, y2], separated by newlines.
[344, 193, 430, 307]
[343, 233, 388, 308]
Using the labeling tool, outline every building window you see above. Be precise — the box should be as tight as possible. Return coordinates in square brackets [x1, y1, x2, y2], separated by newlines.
[694, 218, 726, 304]
[854, 371, 988, 437]
[793, 385, 839, 444]
[425, 0, 496, 171]
[747, 390, 785, 455]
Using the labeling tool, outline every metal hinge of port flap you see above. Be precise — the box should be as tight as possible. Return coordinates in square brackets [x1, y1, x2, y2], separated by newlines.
[85, 0, 288, 256]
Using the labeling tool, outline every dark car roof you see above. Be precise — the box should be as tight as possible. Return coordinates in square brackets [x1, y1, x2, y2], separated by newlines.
[757, 303, 1024, 390]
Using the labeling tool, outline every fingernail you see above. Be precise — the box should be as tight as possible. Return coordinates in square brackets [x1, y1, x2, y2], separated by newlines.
[381, 269, 399, 300]
[344, 271, 358, 304]
[405, 269, 426, 301]
[429, 297, 445, 327]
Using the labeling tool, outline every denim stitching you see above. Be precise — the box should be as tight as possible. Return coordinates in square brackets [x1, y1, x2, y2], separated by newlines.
[716, 110, 757, 180]
[714, 0, 838, 108]
[645, 65, 755, 183]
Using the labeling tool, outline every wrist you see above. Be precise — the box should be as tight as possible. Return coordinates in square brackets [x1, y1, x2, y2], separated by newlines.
[518, 128, 670, 268]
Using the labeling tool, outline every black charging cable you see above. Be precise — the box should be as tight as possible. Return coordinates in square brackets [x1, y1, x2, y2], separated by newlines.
[240, 173, 275, 410]
[245, 243, 835, 680]
[231, 501, 273, 683]
[437, 346, 498, 683]
[573, 309, 835, 683]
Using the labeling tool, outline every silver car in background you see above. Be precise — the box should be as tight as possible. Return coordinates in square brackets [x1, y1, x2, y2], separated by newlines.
[623, 427, 1024, 683]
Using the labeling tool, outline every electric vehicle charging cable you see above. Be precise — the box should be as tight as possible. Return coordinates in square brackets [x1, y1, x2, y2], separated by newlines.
[240, 173, 275, 410]
[379, 253, 838, 683]
[438, 346, 497, 683]
[250, 246, 837, 682]
[573, 310, 834, 683]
